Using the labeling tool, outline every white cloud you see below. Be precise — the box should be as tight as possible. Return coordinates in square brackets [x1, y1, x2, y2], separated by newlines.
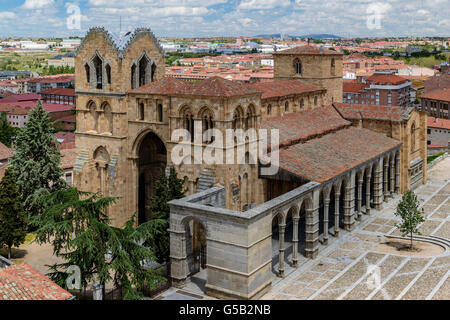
[238, 0, 291, 10]
[0, 12, 16, 19]
[22, 0, 55, 9]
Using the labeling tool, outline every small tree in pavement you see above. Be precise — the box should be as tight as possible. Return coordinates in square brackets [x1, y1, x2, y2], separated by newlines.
[394, 190, 425, 250]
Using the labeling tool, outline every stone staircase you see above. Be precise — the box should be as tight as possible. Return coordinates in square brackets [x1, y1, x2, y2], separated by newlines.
[197, 168, 216, 192]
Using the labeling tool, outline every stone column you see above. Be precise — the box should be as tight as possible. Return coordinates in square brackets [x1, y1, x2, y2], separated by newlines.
[383, 160, 389, 201]
[170, 228, 189, 287]
[373, 161, 384, 210]
[323, 198, 330, 245]
[365, 171, 372, 216]
[278, 223, 286, 278]
[357, 175, 363, 221]
[395, 153, 400, 194]
[344, 181, 355, 231]
[292, 217, 299, 267]
[334, 189, 340, 237]
[390, 157, 395, 196]
[305, 208, 319, 259]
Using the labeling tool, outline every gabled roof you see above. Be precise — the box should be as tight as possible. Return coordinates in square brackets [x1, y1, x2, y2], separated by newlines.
[0, 263, 73, 300]
[366, 74, 409, 85]
[261, 105, 351, 147]
[274, 45, 343, 56]
[333, 103, 411, 122]
[421, 88, 450, 102]
[185, 76, 261, 97]
[76, 27, 163, 59]
[129, 77, 189, 95]
[0, 142, 12, 161]
[274, 127, 401, 183]
[246, 79, 323, 99]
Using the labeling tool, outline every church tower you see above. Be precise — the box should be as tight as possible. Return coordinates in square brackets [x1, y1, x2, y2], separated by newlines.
[73, 27, 165, 226]
[273, 46, 343, 104]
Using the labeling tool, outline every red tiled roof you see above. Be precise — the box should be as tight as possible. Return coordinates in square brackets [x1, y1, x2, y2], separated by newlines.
[343, 81, 369, 93]
[0, 101, 74, 113]
[427, 117, 450, 130]
[275, 127, 401, 183]
[129, 77, 189, 95]
[39, 88, 75, 96]
[246, 79, 323, 99]
[421, 88, 450, 103]
[0, 263, 73, 300]
[1, 93, 40, 102]
[333, 103, 407, 122]
[274, 45, 342, 56]
[184, 76, 260, 97]
[366, 74, 408, 85]
[261, 105, 351, 147]
[0, 142, 12, 161]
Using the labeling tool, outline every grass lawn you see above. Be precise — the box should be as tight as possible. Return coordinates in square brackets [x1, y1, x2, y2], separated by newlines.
[427, 152, 445, 164]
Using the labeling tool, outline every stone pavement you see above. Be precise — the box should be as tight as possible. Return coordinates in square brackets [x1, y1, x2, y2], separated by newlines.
[262, 156, 450, 300]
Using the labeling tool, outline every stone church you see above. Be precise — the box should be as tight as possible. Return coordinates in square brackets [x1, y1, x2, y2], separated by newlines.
[74, 27, 427, 299]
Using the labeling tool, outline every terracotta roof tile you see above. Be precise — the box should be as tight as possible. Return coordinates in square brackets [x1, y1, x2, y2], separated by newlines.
[0, 142, 12, 161]
[421, 88, 450, 102]
[261, 105, 351, 147]
[274, 127, 401, 183]
[366, 74, 408, 85]
[274, 45, 342, 56]
[39, 88, 75, 96]
[246, 79, 323, 99]
[129, 77, 189, 95]
[343, 81, 369, 93]
[428, 117, 450, 130]
[0, 263, 73, 300]
[333, 103, 408, 122]
[184, 76, 260, 97]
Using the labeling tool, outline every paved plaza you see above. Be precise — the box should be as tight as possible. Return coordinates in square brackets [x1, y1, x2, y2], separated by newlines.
[262, 156, 450, 300]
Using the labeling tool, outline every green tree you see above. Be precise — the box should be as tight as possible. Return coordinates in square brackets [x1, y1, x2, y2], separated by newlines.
[32, 187, 167, 300]
[10, 101, 66, 219]
[0, 167, 27, 259]
[394, 190, 425, 249]
[0, 111, 17, 147]
[148, 167, 185, 263]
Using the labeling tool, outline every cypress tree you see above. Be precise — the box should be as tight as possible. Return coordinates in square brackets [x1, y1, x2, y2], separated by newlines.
[0, 167, 27, 259]
[10, 101, 66, 219]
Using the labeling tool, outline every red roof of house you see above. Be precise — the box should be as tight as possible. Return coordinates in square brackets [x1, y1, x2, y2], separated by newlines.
[0, 142, 12, 161]
[427, 117, 450, 130]
[366, 74, 408, 85]
[421, 88, 450, 102]
[274, 45, 342, 56]
[0, 101, 74, 113]
[333, 103, 408, 122]
[275, 127, 401, 183]
[0, 263, 73, 300]
[185, 76, 260, 97]
[39, 88, 75, 96]
[343, 81, 369, 93]
[261, 105, 351, 147]
[1, 93, 40, 102]
[246, 79, 323, 99]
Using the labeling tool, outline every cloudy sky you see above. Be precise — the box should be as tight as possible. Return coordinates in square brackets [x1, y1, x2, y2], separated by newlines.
[0, 0, 448, 38]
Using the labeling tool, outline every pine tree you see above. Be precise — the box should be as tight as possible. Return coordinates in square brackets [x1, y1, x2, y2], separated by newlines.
[394, 190, 426, 249]
[0, 167, 27, 259]
[0, 111, 17, 148]
[10, 101, 66, 219]
[33, 187, 166, 299]
[168, 166, 186, 201]
[149, 167, 169, 220]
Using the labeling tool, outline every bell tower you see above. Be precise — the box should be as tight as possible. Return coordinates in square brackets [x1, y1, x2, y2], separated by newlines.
[273, 46, 343, 104]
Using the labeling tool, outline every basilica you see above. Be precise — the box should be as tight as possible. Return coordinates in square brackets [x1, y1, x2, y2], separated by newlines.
[74, 28, 427, 299]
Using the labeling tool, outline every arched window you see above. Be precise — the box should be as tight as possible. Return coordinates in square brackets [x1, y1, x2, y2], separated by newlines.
[139, 102, 145, 120]
[314, 96, 318, 106]
[245, 105, 255, 129]
[232, 106, 244, 130]
[105, 64, 111, 85]
[151, 62, 156, 82]
[411, 123, 416, 152]
[299, 98, 304, 110]
[138, 55, 150, 87]
[93, 54, 103, 89]
[181, 107, 194, 142]
[293, 58, 302, 75]
[267, 104, 272, 116]
[157, 103, 163, 122]
[285, 101, 289, 112]
[103, 103, 113, 134]
[87, 101, 98, 132]
[131, 64, 137, 89]
[84, 63, 90, 83]
[331, 58, 336, 76]
[199, 108, 214, 144]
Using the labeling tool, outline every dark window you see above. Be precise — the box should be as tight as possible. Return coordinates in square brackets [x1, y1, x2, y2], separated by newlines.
[139, 56, 149, 87]
[105, 64, 111, 84]
[139, 102, 145, 120]
[85, 63, 90, 83]
[158, 104, 163, 122]
[131, 64, 137, 89]
[93, 55, 102, 89]
[294, 59, 302, 74]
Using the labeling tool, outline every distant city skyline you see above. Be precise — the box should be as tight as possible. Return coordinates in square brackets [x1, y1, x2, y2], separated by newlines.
[0, 0, 448, 38]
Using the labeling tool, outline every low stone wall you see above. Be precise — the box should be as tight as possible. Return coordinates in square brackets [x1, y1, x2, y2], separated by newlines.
[427, 152, 448, 171]
[0, 255, 14, 268]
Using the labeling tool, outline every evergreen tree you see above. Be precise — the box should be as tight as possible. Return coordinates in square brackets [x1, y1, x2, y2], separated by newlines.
[148, 166, 185, 263]
[32, 187, 166, 300]
[0, 111, 17, 148]
[10, 101, 66, 219]
[0, 167, 27, 259]
[394, 190, 426, 249]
